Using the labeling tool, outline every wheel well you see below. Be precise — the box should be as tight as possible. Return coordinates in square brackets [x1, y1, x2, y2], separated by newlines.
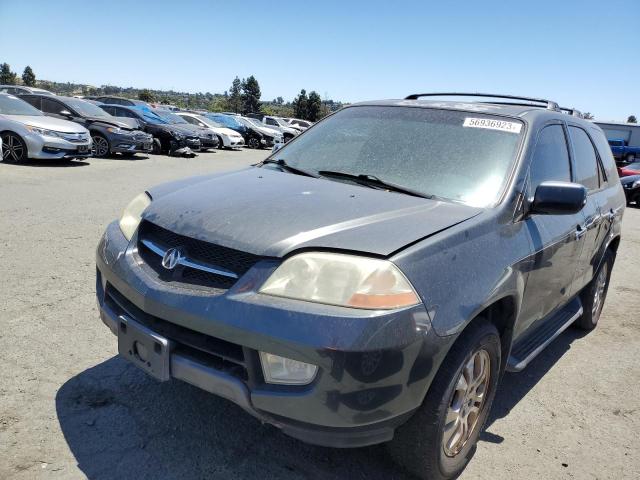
[473, 296, 517, 373]
[608, 236, 620, 256]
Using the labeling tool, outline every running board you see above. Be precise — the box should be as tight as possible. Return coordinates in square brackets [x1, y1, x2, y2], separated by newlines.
[507, 297, 583, 372]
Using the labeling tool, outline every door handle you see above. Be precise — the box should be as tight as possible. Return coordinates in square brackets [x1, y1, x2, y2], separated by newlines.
[575, 225, 587, 240]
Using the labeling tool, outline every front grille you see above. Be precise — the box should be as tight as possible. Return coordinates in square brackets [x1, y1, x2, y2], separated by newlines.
[137, 221, 264, 291]
[105, 285, 248, 380]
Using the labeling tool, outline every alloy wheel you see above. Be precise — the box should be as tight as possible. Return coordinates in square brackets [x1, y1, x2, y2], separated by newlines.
[592, 263, 608, 320]
[248, 137, 259, 149]
[442, 349, 491, 457]
[2, 134, 26, 163]
[91, 135, 110, 157]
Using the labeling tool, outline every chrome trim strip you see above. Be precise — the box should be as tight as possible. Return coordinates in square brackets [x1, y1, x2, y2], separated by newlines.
[140, 238, 239, 279]
[510, 307, 583, 372]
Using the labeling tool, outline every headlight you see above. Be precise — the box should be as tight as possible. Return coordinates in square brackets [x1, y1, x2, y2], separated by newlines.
[259, 352, 317, 385]
[633, 180, 640, 188]
[260, 252, 420, 309]
[119, 192, 151, 241]
[25, 125, 61, 137]
[107, 127, 132, 135]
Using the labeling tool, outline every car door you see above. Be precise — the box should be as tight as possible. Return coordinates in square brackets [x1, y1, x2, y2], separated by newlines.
[567, 125, 607, 294]
[516, 123, 587, 337]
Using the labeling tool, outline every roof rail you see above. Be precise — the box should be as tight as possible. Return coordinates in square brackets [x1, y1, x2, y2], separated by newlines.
[560, 107, 584, 118]
[404, 92, 560, 111]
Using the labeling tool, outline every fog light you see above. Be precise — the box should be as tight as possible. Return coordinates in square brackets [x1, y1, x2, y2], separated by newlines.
[259, 351, 317, 385]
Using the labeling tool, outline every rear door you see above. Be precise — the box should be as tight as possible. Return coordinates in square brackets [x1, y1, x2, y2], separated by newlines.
[517, 123, 586, 337]
[567, 125, 609, 293]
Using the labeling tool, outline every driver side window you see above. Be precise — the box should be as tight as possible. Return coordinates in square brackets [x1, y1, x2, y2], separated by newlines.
[528, 125, 571, 196]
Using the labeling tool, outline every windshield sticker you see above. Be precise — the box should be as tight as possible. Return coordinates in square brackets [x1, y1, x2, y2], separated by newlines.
[463, 117, 522, 134]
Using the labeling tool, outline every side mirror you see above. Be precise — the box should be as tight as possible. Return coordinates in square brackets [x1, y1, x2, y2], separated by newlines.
[530, 181, 587, 215]
[59, 109, 73, 118]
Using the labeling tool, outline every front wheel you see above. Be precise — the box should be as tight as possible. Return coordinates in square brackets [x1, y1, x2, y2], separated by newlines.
[387, 320, 501, 480]
[247, 137, 260, 149]
[151, 138, 162, 155]
[576, 250, 614, 330]
[91, 133, 110, 158]
[1, 132, 28, 163]
[217, 135, 225, 149]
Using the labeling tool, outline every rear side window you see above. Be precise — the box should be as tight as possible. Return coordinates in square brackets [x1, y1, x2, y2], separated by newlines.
[529, 125, 571, 193]
[42, 98, 66, 115]
[21, 96, 41, 110]
[569, 126, 599, 191]
[591, 129, 618, 181]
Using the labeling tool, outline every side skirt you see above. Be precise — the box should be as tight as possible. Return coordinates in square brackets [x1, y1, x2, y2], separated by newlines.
[507, 296, 583, 372]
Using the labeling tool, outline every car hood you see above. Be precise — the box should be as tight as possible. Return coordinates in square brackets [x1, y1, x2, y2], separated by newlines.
[254, 125, 281, 137]
[166, 124, 201, 136]
[143, 168, 481, 258]
[214, 127, 241, 137]
[3, 114, 88, 133]
[85, 116, 134, 129]
[620, 174, 640, 185]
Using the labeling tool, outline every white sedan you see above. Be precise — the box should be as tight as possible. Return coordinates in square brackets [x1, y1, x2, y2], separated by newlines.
[177, 113, 245, 149]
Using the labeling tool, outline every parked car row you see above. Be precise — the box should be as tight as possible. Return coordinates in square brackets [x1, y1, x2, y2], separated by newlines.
[0, 90, 316, 162]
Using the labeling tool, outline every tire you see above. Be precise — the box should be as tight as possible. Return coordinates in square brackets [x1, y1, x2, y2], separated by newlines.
[217, 135, 225, 149]
[576, 250, 614, 330]
[151, 138, 162, 155]
[91, 133, 110, 158]
[387, 320, 501, 480]
[247, 137, 260, 149]
[1, 132, 28, 163]
[635, 194, 640, 208]
[626, 153, 636, 163]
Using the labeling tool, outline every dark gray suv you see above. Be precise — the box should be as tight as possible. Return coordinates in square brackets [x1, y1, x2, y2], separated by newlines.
[95, 93, 625, 479]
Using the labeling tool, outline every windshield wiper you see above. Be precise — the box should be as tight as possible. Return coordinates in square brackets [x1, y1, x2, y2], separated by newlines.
[262, 159, 320, 178]
[318, 170, 434, 199]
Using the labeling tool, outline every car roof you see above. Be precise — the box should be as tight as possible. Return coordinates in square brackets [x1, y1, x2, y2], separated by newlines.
[351, 95, 593, 126]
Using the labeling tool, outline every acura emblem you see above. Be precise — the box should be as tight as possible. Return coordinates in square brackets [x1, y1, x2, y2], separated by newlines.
[161, 247, 184, 270]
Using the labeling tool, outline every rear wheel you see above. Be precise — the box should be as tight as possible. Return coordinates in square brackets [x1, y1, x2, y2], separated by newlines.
[576, 250, 614, 330]
[1, 132, 28, 163]
[387, 320, 500, 480]
[91, 133, 110, 158]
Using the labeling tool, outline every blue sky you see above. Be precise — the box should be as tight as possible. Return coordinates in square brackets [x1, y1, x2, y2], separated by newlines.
[1, 0, 638, 120]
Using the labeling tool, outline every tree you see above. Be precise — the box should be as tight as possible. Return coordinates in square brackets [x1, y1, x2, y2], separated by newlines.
[628, 115, 637, 124]
[275, 96, 284, 105]
[292, 89, 308, 119]
[306, 91, 322, 121]
[0, 63, 17, 85]
[228, 76, 243, 113]
[582, 112, 594, 120]
[138, 89, 155, 102]
[241, 75, 261, 114]
[21, 66, 36, 86]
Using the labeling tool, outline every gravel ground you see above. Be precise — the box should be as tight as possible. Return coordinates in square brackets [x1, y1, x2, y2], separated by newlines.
[1, 149, 639, 480]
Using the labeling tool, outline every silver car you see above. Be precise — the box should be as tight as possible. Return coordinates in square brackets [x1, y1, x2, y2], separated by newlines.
[0, 93, 91, 163]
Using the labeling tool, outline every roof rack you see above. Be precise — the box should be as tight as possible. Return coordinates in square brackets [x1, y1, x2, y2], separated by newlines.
[560, 107, 584, 118]
[404, 92, 560, 111]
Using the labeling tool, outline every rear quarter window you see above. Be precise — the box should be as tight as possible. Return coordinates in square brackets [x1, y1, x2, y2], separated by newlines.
[591, 128, 619, 181]
[569, 126, 600, 191]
